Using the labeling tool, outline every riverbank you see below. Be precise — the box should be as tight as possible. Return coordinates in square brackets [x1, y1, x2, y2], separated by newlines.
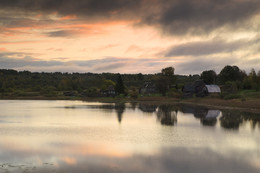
[134, 96, 260, 113]
[1, 95, 260, 113]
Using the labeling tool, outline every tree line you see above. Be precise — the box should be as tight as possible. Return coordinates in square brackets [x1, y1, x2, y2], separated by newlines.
[201, 65, 260, 92]
[0, 65, 259, 98]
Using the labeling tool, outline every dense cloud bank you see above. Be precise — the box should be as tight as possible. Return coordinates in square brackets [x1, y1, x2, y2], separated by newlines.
[1, 0, 260, 35]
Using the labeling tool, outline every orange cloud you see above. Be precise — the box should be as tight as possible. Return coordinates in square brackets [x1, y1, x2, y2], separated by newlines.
[36, 13, 43, 18]
[60, 15, 77, 20]
[0, 48, 7, 51]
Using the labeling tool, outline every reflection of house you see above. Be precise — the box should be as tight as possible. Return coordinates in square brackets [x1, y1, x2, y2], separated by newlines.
[205, 110, 221, 119]
[180, 105, 221, 126]
[139, 82, 157, 94]
[101, 85, 116, 97]
[182, 80, 221, 97]
[201, 110, 221, 126]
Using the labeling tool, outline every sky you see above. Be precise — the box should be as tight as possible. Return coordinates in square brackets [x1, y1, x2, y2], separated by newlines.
[0, 0, 260, 75]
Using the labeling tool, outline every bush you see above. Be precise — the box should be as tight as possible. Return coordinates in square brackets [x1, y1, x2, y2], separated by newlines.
[168, 88, 182, 98]
[222, 81, 238, 93]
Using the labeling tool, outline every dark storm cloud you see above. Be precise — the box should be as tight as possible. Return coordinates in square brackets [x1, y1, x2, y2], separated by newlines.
[0, 0, 141, 20]
[1, 0, 260, 35]
[0, 53, 130, 72]
[165, 39, 248, 57]
[176, 56, 238, 74]
[142, 0, 260, 35]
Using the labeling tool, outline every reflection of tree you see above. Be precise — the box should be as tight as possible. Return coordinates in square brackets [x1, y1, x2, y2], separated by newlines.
[180, 105, 208, 119]
[220, 111, 243, 130]
[242, 112, 260, 130]
[157, 105, 177, 126]
[138, 104, 158, 113]
[130, 102, 138, 110]
[115, 103, 125, 123]
[220, 110, 260, 130]
[201, 117, 217, 126]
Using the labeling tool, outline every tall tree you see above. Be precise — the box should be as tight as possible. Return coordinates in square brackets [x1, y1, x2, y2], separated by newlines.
[162, 67, 174, 77]
[200, 70, 217, 84]
[156, 67, 175, 96]
[115, 73, 125, 94]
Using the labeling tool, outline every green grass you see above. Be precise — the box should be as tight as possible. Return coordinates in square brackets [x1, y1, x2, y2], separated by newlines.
[222, 90, 260, 100]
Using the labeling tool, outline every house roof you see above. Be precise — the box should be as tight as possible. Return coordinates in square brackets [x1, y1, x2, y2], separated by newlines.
[205, 85, 221, 93]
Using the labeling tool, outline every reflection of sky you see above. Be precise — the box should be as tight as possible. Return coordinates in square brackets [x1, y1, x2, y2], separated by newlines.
[0, 100, 259, 173]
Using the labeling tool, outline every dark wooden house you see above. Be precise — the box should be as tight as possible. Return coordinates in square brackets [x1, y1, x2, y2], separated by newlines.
[101, 85, 116, 97]
[139, 82, 157, 95]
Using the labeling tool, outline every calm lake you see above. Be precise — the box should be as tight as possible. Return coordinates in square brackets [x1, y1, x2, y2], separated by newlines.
[0, 100, 259, 173]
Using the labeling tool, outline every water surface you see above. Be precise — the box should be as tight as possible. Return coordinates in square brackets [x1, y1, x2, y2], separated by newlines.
[0, 100, 259, 173]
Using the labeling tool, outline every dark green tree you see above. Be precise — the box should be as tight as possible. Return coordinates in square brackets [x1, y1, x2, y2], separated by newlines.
[156, 67, 175, 96]
[115, 74, 125, 94]
[200, 70, 217, 84]
[162, 67, 174, 76]
[218, 65, 245, 84]
[156, 76, 169, 96]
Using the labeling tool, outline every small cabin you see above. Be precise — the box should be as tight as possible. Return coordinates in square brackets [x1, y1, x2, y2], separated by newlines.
[101, 85, 116, 97]
[139, 82, 157, 94]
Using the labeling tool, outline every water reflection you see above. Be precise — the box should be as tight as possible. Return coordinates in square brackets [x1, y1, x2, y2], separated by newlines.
[0, 141, 259, 173]
[220, 110, 260, 130]
[180, 105, 220, 126]
[115, 103, 125, 123]
[0, 100, 259, 173]
[201, 110, 220, 126]
[138, 104, 157, 113]
[63, 103, 260, 129]
[176, 104, 260, 130]
[129, 102, 138, 110]
[157, 105, 177, 126]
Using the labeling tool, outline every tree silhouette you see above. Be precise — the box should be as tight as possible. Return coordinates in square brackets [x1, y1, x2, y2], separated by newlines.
[115, 73, 125, 94]
[200, 70, 217, 84]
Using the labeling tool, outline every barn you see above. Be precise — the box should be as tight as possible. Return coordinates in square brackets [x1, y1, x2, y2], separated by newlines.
[204, 85, 221, 94]
[182, 80, 221, 97]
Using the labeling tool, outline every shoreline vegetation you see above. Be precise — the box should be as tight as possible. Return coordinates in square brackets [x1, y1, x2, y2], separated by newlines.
[1, 65, 260, 113]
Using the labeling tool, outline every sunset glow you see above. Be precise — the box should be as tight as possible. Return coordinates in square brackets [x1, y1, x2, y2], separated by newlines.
[1, 0, 260, 74]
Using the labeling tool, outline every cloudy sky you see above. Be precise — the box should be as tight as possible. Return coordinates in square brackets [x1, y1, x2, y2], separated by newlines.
[1, 0, 260, 74]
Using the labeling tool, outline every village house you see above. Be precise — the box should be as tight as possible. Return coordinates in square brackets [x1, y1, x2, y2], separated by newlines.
[101, 85, 116, 97]
[182, 80, 221, 97]
[139, 82, 157, 95]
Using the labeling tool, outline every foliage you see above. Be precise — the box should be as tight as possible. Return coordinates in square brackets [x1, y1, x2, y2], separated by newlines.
[218, 65, 246, 84]
[115, 74, 125, 94]
[156, 67, 176, 96]
[156, 76, 170, 96]
[1, 65, 260, 99]
[200, 70, 217, 84]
